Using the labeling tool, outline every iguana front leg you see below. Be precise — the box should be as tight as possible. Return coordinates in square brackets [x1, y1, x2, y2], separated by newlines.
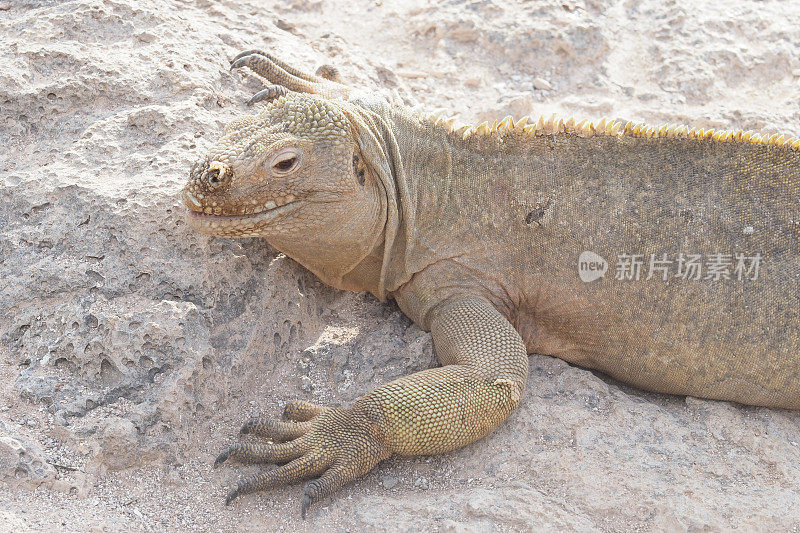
[230, 49, 349, 104]
[215, 297, 529, 517]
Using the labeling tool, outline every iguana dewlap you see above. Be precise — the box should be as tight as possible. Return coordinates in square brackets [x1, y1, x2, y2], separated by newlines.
[182, 50, 800, 517]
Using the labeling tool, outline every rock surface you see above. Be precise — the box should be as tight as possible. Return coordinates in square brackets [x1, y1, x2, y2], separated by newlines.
[1, 0, 799, 531]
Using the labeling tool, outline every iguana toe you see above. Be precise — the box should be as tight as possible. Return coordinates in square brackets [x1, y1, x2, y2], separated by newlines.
[282, 399, 328, 422]
[224, 450, 330, 507]
[314, 64, 341, 83]
[239, 417, 311, 440]
[230, 48, 268, 64]
[246, 85, 289, 106]
[214, 441, 307, 466]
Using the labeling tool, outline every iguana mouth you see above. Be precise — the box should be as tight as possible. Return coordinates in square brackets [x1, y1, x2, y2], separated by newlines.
[182, 191, 299, 232]
[182, 191, 297, 216]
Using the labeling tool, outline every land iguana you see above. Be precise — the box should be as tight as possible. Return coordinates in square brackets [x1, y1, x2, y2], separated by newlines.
[182, 50, 800, 517]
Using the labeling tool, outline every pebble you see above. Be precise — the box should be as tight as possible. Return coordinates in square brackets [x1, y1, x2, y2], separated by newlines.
[532, 77, 553, 90]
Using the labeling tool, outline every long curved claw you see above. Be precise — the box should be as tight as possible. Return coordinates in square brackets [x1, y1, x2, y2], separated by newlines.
[300, 494, 312, 520]
[229, 56, 250, 71]
[214, 449, 231, 468]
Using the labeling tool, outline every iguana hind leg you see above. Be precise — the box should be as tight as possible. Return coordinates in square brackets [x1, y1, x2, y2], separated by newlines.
[214, 297, 528, 517]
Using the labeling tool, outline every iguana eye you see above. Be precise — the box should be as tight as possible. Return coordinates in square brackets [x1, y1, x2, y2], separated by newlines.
[274, 157, 296, 171]
[269, 148, 302, 175]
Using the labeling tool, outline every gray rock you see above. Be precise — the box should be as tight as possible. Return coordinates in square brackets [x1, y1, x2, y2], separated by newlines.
[0, 422, 56, 489]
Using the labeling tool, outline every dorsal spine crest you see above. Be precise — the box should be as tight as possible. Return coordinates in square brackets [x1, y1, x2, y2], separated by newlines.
[417, 109, 800, 150]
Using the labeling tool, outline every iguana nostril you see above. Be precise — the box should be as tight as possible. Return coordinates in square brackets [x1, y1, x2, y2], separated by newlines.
[206, 161, 230, 187]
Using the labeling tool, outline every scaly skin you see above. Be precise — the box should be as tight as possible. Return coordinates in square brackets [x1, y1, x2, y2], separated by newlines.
[183, 50, 800, 517]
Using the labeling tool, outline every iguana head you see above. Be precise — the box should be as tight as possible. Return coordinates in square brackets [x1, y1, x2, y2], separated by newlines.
[183, 93, 387, 289]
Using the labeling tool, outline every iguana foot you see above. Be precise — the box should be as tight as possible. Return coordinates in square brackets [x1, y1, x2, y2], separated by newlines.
[215, 400, 389, 518]
[230, 50, 349, 101]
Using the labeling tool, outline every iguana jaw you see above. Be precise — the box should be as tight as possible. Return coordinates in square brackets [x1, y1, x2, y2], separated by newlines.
[182, 190, 300, 236]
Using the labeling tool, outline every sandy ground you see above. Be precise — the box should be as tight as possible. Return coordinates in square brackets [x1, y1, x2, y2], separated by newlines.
[1, 0, 800, 531]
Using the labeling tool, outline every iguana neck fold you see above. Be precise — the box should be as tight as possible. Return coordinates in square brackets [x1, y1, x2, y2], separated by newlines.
[337, 101, 418, 301]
